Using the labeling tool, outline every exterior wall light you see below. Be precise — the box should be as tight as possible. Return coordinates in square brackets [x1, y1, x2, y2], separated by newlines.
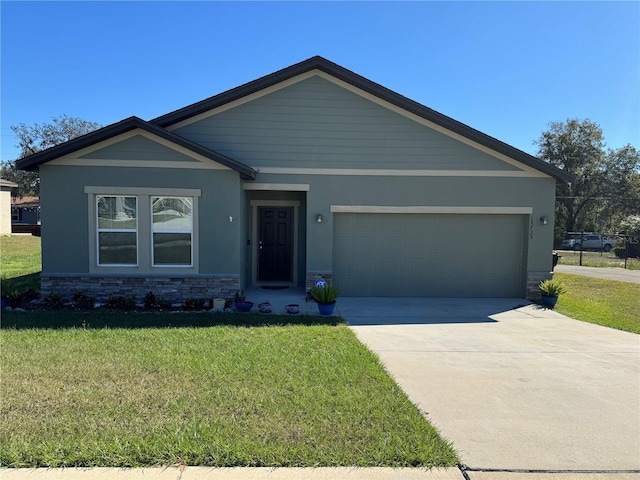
[229, 216, 233, 222]
[540, 216, 548, 225]
[316, 214, 323, 223]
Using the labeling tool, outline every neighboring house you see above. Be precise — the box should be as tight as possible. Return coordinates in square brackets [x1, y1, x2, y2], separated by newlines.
[0, 179, 19, 235]
[16, 56, 572, 302]
[11, 196, 40, 225]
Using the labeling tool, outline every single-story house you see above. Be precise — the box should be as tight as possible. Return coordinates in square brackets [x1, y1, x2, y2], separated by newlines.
[1, 179, 19, 235]
[17, 56, 572, 302]
[11, 196, 40, 225]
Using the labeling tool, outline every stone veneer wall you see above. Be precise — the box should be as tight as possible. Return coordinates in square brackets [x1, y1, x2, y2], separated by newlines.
[41, 274, 240, 304]
[305, 271, 333, 291]
[526, 271, 553, 301]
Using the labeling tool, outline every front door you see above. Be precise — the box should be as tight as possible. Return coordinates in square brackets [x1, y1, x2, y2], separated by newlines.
[258, 207, 293, 282]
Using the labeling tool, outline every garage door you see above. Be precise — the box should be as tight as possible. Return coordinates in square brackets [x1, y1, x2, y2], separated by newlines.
[333, 213, 526, 297]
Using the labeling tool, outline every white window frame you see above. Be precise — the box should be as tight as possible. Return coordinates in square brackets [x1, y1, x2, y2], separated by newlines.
[86, 186, 200, 274]
[151, 196, 194, 268]
[96, 195, 138, 267]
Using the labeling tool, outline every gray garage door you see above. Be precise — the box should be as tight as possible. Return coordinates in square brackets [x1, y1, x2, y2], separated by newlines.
[333, 213, 526, 297]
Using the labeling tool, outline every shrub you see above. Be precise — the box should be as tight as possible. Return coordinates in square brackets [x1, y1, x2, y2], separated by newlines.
[106, 295, 137, 311]
[614, 238, 639, 259]
[309, 283, 340, 304]
[539, 278, 567, 297]
[143, 291, 158, 310]
[158, 298, 172, 310]
[5, 291, 24, 309]
[183, 298, 206, 311]
[43, 292, 65, 310]
[72, 291, 95, 310]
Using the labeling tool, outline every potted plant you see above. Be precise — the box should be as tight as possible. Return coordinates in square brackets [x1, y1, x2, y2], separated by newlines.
[258, 300, 272, 313]
[309, 283, 339, 316]
[538, 278, 567, 309]
[234, 291, 253, 313]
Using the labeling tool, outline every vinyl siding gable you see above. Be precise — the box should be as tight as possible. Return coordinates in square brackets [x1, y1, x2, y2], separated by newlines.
[79, 134, 196, 162]
[173, 75, 523, 172]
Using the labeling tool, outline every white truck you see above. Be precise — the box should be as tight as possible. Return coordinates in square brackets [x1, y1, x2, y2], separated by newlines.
[561, 234, 616, 252]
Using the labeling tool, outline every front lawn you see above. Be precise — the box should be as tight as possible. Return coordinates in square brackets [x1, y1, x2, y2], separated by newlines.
[553, 273, 639, 334]
[0, 235, 41, 293]
[0, 311, 458, 468]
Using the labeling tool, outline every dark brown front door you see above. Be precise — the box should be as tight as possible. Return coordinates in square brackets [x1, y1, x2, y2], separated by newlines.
[258, 207, 293, 282]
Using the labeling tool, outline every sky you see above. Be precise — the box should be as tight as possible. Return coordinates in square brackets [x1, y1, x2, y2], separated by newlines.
[1, 1, 639, 162]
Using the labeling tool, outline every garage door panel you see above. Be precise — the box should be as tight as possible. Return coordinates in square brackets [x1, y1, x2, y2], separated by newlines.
[333, 213, 525, 297]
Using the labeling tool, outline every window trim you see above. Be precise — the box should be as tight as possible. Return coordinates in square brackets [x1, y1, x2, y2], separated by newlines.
[86, 186, 200, 274]
[151, 196, 194, 268]
[96, 195, 139, 267]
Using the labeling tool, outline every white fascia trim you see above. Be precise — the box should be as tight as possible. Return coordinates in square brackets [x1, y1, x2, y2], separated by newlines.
[330, 205, 534, 215]
[50, 129, 229, 170]
[257, 167, 544, 178]
[85, 186, 201, 197]
[243, 183, 310, 191]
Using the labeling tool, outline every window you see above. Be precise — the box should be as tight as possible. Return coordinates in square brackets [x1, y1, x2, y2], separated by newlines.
[97, 196, 137, 265]
[86, 186, 200, 273]
[152, 196, 193, 266]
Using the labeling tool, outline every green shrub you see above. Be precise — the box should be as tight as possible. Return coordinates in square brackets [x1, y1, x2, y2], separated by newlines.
[158, 298, 172, 310]
[43, 292, 65, 310]
[539, 278, 567, 297]
[72, 291, 95, 310]
[106, 295, 137, 311]
[5, 291, 24, 309]
[614, 238, 639, 258]
[183, 298, 206, 311]
[143, 291, 158, 310]
[309, 283, 340, 304]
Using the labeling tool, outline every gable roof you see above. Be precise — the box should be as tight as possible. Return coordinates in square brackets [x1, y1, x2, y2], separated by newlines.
[16, 56, 572, 183]
[152, 56, 573, 183]
[11, 196, 39, 207]
[15, 116, 257, 180]
[1, 179, 19, 188]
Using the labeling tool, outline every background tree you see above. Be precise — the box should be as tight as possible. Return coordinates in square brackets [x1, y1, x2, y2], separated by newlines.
[1, 115, 101, 197]
[535, 118, 640, 239]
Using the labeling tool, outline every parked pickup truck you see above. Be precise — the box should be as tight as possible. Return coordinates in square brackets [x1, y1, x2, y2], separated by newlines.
[561, 234, 616, 252]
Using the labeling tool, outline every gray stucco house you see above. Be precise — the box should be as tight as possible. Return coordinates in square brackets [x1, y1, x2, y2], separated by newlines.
[17, 56, 571, 301]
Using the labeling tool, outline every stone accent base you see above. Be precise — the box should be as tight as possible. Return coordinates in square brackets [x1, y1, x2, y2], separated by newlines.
[306, 271, 333, 291]
[40, 274, 240, 304]
[526, 271, 553, 301]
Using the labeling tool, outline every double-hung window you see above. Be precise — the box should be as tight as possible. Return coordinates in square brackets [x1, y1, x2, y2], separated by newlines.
[152, 196, 193, 266]
[88, 187, 199, 273]
[97, 195, 138, 266]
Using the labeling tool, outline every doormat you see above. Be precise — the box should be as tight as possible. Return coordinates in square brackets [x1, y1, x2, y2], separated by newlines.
[261, 286, 289, 290]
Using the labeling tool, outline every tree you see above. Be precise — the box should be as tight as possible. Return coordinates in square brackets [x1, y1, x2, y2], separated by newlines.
[1, 115, 101, 197]
[535, 118, 640, 238]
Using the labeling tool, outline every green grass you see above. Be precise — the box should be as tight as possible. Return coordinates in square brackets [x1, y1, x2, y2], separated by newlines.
[0, 235, 42, 293]
[553, 273, 639, 334]
[556, 250, 639, 270]
[0, 312, 458, 468]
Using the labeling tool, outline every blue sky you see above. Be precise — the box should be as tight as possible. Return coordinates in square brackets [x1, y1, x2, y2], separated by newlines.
[1, 1, 638, 161]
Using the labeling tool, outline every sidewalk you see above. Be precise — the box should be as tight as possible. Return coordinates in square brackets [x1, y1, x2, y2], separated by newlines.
[0, 467, 463, 480]
[3, 467, 639, 479]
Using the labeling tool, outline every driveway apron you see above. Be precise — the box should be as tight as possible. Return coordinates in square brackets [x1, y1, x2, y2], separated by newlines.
[339, 298, 640, 471]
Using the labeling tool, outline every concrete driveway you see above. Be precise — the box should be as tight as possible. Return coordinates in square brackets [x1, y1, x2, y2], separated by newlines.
[338, 298, 640, 472]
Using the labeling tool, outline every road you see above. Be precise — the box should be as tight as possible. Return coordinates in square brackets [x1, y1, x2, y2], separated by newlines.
[554, 264, 640, 284]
